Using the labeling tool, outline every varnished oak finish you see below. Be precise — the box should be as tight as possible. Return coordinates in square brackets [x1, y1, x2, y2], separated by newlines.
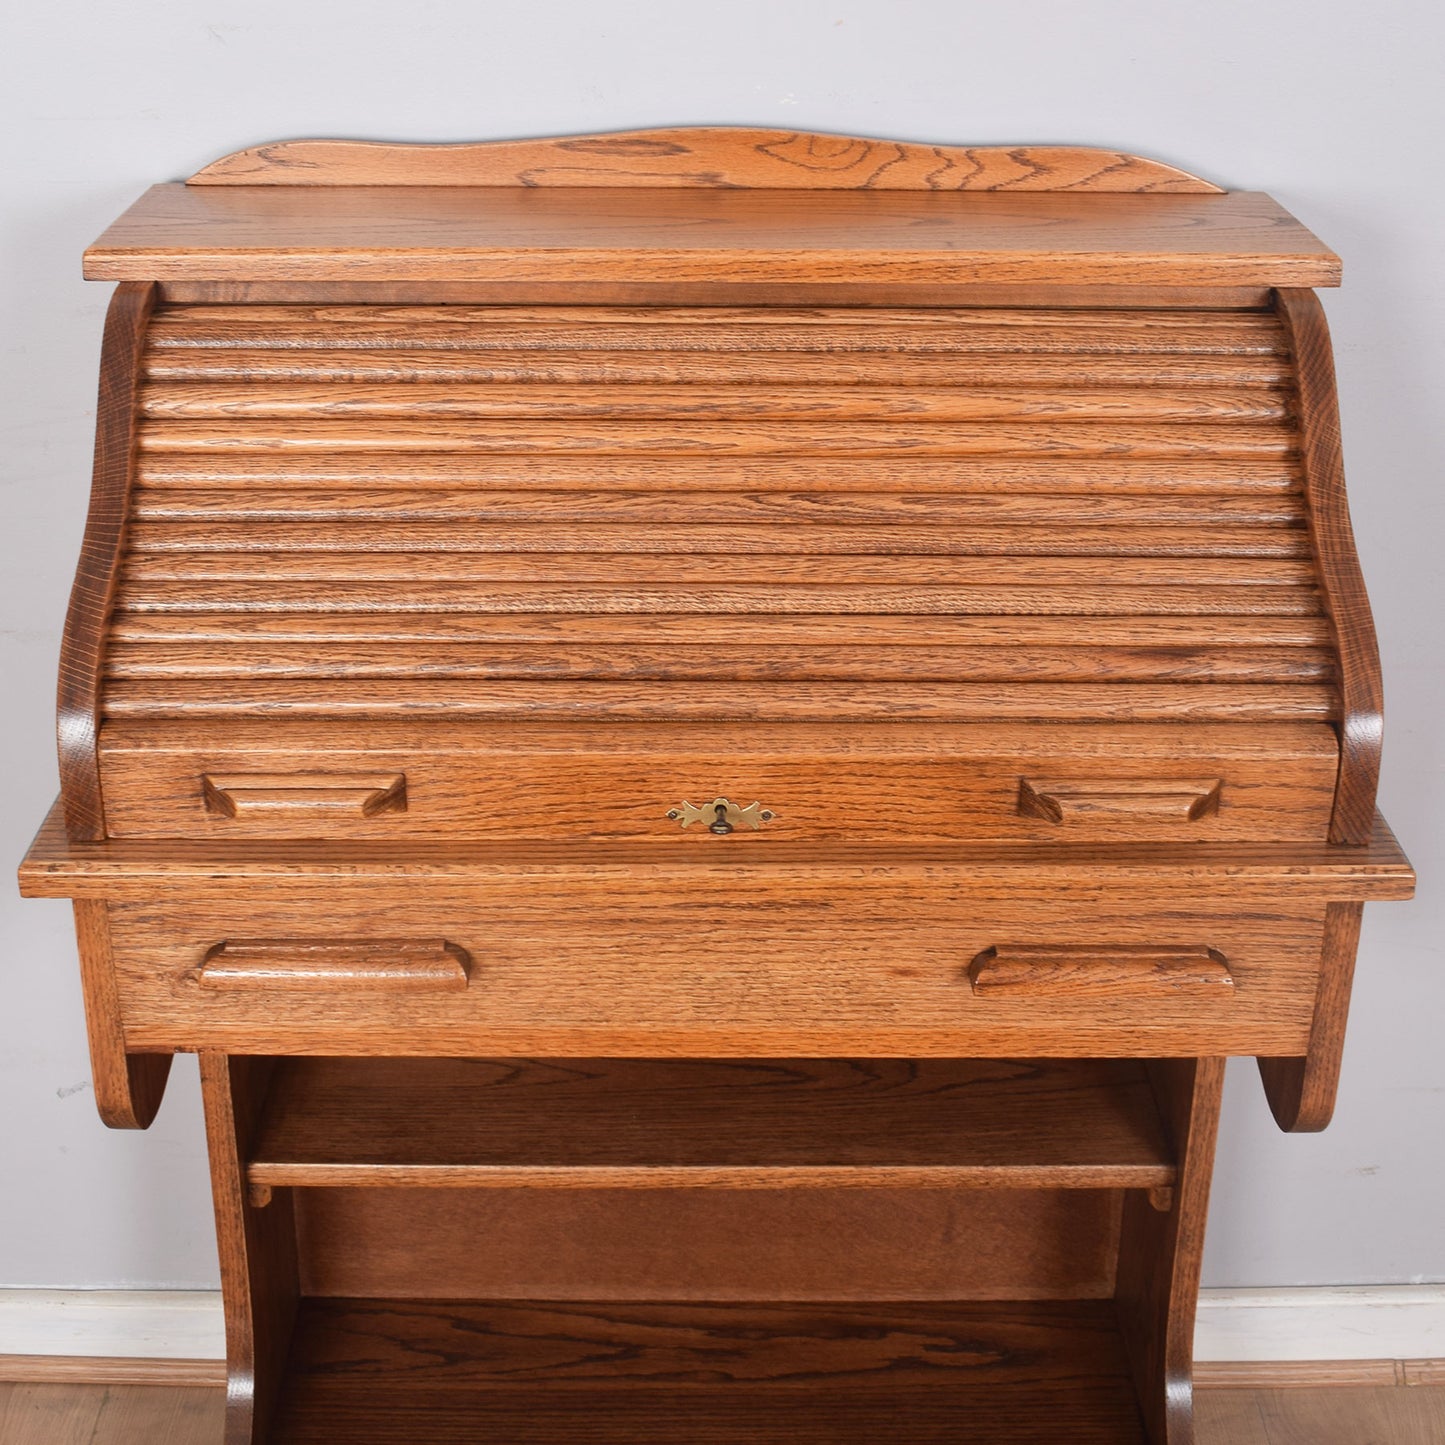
[155, 279, 1279, 308]
[58, 281, 155, 841]
[267, 1298, 1151, 1444]
[1278, 289, 1385, 843]
[246, 1057, 1176, 1192]
[99, 722, 1340, 845]
[19, 796, 1415, 901]
[20, 132, 1413, 1445]
[1258, 901, 1364, 1131]
[1116, 1060, 1226, 1444]
[968, 944, 1234, 998]
[84, 189, 1339, 286]
[93, 890, 1327, 1058]
[196, 938, 471, 992]
[295, 1186, 1126, 1302]
[70, 899, 170, 1128]
[189, 130, 1224, 192]
[200, 1056, 296, 1445]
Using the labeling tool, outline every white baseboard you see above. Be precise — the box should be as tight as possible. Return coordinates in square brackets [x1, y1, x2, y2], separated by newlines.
[1, 1286, 1442, 1363]
[0, 1290, 224, 1360]
[1195, 1286, 1445, 1362]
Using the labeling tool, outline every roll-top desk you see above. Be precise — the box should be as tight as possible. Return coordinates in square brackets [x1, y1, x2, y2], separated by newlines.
[19, 129, 1414, 1444]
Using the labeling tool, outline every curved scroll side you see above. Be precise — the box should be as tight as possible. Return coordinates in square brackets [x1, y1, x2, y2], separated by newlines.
[188, 129, 1224, 193]
[58, 281, 156, 841]
[1276, 288, 1384, 844]
[73, 900, 172, 1129]
[1258, 901, 1364, 1131]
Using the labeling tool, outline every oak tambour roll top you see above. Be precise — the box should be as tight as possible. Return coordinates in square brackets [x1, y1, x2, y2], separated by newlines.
[20, 133, 1414, 1157]
[90, 294, 1349, 844]
[15, 142, 1417, 1445]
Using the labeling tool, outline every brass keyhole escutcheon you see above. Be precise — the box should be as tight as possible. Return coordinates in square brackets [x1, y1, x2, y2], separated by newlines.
[666, 797, 776, 833]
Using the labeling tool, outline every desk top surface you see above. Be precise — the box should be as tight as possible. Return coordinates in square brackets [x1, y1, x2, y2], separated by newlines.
[85, 185, 1339, 287]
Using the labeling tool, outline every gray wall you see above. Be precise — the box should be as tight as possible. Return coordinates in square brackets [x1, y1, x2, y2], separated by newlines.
[2, 0, 1441, 1289]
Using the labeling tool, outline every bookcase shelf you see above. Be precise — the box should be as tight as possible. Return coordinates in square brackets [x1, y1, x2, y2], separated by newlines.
[246, 1056, 1176, 1194]
[267, 1297, 1149, 1445]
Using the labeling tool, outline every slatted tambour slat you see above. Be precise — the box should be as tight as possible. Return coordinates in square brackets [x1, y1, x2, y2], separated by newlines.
[108, 300, 1330, 722]
[145, 350, 1294, 386]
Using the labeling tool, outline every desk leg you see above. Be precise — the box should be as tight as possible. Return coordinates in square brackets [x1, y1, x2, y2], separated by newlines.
[1115, 1057, 1226, 1445]
[201, 1054, 298, 1445]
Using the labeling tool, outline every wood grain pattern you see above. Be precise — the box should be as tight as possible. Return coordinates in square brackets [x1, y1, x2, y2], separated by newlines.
[265, 1297, 1149, 1444]
[968, 944, 1234, 998]
[117, 553, 1314, 587]
[144, 347, 1294, 386]
[1257, 901, 1364, 1131]
[96, 891, 1329, 1059]
[107, 641, 1333, 684]
[1276, 289, 1384, 843]
[94, 719, 1339, 845]
[134, 420, 1299, 457]
[296, 1186, 1124, 1302]
[246, 1057, 1175, 1192]
[153, 280, 1278, 309]
[117, 519, 1313, 556]
[136, 375, 1292, 417]
[196, 938, 471, 992]
[201, 771, 406, 820]
[69, 900, 171, 1128]
[0, 1360, 226, 1387]
[57, 282, 155, 841]
[127, 485, 1309, 526]
[198, 1055, 297, 1445]
[188, 129, 1222, 193]
[144, 302, 1288, 349]
[1116, 1059, 1227, 1445]
[1018, 778, 1223, 824]
[106, 298, 1339, 742]
[18, 796, 1415, 905]
[101, 680, 1338, 723]
[23, 146, 1414, 1445]
[83, 188, 1340, 286]
[106, 611, 1330, 644]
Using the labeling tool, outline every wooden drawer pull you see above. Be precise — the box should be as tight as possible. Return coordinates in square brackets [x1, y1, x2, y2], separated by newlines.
[1018, 777, 1222, 823]
[202, 773, 406, 820]
[197, 938, 470, 991]
[969, 944, 1233, 997]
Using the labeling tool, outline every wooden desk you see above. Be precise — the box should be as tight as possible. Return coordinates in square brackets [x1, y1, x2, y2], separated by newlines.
[20, 127, 1413, 1444]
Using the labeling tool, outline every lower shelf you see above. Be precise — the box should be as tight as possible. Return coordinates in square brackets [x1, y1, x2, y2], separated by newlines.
[268, 1297, 1148, 1444]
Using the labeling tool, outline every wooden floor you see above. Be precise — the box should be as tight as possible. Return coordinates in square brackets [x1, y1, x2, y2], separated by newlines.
[3, 1379, 1444, 1444]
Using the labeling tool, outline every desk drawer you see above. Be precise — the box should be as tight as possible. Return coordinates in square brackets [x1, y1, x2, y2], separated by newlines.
[98, 720, 1339, 844]
[105, 886, 1325, 1058]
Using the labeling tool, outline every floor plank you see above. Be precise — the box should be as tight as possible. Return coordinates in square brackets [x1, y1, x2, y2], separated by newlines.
[0, 1382, 223, 1444]
[1198, 1385, 1445, 1445]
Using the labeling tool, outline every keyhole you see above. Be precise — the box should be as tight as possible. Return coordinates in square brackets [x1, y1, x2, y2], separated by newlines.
[709, 802, 734, 835]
